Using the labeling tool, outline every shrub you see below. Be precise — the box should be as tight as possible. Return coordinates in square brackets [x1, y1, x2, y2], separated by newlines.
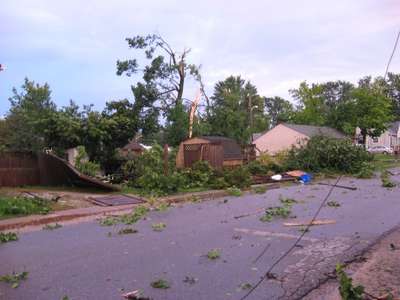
[123, 144, 186, 195]
[258, 152, 275, 165]
[284, 136, 372, 174]
[246, 160, 270, 175]
[223, 166, 252, 188]
[122, 144, 164, 182]
[136, 171, 185, 196]
[181, 161, 213, 188]
[355, 162, 374, 178]
[252, 152, 286, 173]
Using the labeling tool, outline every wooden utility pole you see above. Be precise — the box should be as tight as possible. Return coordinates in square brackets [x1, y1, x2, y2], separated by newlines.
[248, 94, 254, 141]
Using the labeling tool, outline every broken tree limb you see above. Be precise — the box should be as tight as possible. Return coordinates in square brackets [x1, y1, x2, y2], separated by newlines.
[317, 183, 357, 190]
[234, 208, 264, 219]
[283, 219, 336, 226]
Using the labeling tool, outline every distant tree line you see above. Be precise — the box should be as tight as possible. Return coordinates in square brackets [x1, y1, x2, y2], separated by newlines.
[1, 34, 399, 173]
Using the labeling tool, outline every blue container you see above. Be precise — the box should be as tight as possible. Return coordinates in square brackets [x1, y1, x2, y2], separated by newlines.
[299, 173, 312, 184]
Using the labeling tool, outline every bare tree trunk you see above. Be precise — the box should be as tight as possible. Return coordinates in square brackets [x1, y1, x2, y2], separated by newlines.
[176, 62, 185, 105]
[361, 129, 367, 149]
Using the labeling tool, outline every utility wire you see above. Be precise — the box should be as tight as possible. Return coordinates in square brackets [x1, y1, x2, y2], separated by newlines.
[240, 176, 342, 300]
[384, 30, 400, 80]
[241, 27, 400, 300]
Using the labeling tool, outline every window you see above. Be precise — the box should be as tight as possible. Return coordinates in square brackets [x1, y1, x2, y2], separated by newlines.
[372, 137, 379, 143]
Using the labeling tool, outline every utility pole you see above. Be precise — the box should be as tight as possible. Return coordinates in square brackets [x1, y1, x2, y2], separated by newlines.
[248, 94, 253, 141]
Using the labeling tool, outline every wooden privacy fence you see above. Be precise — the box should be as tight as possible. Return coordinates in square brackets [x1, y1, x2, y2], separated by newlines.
[0, 152, 40, 187]
[0, 152, 117, 191]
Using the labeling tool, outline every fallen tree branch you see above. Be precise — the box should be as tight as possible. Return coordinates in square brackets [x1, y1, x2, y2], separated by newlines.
[318, 183, 357, 190]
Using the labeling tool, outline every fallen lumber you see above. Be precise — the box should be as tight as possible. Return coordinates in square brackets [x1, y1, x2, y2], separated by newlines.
[283, 219, 336, 226]
[122, 290, 151, 300]
[317, 183, 357, 190]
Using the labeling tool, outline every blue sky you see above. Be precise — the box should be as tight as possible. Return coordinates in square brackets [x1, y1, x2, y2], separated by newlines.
[1, 0, 399, 116]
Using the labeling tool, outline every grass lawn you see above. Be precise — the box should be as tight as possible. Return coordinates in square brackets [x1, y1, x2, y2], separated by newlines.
[121, 185, 210, 197]
[371, 154, 400, 171]
[0, 196, 51, 220]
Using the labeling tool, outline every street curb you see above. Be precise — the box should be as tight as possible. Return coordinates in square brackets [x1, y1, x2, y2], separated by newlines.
[0, 182, 285, 231]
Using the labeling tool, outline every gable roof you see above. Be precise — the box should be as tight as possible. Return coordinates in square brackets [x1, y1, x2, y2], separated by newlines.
[196, 136, 243, 160]
[281, 123, 346, 139]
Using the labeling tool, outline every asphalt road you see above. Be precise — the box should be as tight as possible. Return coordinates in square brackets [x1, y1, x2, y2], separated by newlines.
[1, 172, 400, 300]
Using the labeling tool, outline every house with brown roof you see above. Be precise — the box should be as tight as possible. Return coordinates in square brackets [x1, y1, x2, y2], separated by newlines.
[176, 136, 244, 169]
[253, 123, 346, 155]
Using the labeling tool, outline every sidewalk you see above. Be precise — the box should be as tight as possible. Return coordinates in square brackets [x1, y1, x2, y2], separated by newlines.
[304, 225, 400, 300]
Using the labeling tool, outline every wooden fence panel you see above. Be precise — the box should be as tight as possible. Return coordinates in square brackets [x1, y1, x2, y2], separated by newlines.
[0, 152, 116, 190]
[0, 152, 40, 187]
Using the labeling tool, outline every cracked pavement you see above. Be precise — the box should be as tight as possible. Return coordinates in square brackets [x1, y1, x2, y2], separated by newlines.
[1, 171, 400, 300]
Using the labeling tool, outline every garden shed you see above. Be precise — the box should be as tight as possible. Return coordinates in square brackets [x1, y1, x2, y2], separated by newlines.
[176, 136, 244, 169]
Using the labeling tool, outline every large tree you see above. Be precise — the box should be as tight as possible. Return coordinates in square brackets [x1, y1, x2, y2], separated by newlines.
[208, 76, 268, 144]
[346, 87, 393, 145]
[290, 82, 329, 126]
[359, 73, 400, 118]
[6, 78, 56, 151]
[264, 96, 295, 128]
[289, 80, 355, 132]
[116, 34, 202, 145]
[43, 100, 83, 155]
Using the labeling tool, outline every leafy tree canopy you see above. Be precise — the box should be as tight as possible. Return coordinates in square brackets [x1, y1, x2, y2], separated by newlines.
[117, 34, 203, 145]
[208, 76, 268, 144]
[264, 96, 295, 128]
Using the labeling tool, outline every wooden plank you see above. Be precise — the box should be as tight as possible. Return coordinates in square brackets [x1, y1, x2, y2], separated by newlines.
[283, 219, 336, 226]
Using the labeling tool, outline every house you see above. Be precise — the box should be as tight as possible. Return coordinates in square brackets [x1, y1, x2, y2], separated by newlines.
[253, 123, 346, 155]
[176, 136, 244, 169]
[355, 121, 400, 149]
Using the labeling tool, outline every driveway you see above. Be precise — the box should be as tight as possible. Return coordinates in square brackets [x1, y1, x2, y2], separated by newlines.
[1, 172, 400, 300]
